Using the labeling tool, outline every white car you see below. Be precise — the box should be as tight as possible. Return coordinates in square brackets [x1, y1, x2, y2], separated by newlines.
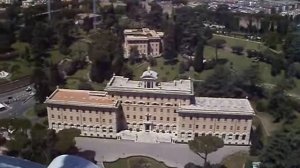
[26, 86, 32, 92]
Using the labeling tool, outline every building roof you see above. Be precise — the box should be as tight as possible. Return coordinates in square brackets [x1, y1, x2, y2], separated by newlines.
[105, 75, 193, 95]
[48, 155, 101, 168]
[178, 97, 254, 116]
[45, 89, 118, 108]
[124, 28, 164, 39]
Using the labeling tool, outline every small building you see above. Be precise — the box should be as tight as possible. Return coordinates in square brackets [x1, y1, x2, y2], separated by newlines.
[123, 28, 164, 59]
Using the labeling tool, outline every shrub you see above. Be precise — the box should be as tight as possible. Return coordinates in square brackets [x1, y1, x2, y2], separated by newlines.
[179, 62, 185, 74]
[78, 82, 94, 90]
[34, 103, 47, 117]
[256, 99, 268, 112]
[231, 45, 244, 55]
[148, 56, 157, 66]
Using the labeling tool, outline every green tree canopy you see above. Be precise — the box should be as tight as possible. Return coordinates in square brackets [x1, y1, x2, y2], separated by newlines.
[260, 127, 300, 168]
[193, 37, 205, 72]
[188, 136, 224, 166]
[55, 128, 81, 153]
[163, 22, 177, 60]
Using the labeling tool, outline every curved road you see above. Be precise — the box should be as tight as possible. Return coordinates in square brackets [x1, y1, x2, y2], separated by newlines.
[0, 85, 36, 118]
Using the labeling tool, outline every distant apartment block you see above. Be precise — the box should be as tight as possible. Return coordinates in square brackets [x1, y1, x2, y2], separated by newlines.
[45, 67, 255, 145]
[123, 28, 164, 59]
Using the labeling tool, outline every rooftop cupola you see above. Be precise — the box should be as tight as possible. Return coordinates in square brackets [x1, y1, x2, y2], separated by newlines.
[140, 66, 158, 88]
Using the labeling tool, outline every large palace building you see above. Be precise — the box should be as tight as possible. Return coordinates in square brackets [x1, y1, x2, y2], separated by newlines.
[45, 67, 254, 145]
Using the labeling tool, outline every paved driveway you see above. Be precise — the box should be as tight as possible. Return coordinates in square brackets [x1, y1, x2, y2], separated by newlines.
[76, 137, 249, 168]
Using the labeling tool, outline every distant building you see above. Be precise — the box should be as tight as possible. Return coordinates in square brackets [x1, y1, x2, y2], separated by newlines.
[123, 28, 164, 59]
[0, 0, 15, 4]
[45, 67, 255, 145]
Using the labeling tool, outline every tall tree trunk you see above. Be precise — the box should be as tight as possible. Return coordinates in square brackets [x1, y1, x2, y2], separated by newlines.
[215, 47, 218, 61]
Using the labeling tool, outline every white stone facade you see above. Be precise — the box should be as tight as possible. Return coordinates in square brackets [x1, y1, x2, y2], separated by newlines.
[45, 67, 254, 145]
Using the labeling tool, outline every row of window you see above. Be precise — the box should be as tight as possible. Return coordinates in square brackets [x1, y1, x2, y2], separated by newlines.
[182, 116, 249, 122]
[51, 115, 113, 123]
[50, 107, 113, 115]
[114, 95, 188, 102]
[126, 106, 175, 113]
[182, 124, 247, 131]
[126, 115, 176, 121]
[192, 133, 247, 141]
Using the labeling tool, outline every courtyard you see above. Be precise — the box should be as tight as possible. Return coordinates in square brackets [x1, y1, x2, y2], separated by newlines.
[76, 137, 249, 168]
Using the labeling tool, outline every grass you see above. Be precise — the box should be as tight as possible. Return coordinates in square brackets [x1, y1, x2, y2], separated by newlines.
[213, 34, 265, 51]
[0, 58, 32, 80]
[127, 57, 186, 82]
[221, 152, 250, 168]
[104, 156, 171, 168]
[50, 49, 68, 64]
[11, 41, 30, 55]
[64, 64, 106, 90]
[0, 42, 32, 81]
[24, 107, 36, 118]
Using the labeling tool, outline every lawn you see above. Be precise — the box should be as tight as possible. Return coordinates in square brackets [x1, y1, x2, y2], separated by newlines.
[64, 64, 106, 91]
[0, 42, 32, 80]
[213, 34, 265, 51]
[11, 41, 30, 55]
[127, 57, 187, 82]
[221, 152, 250, 168]
[0, 58, 32, 80]
[24, 107, 36, 119]
[104, 156, 171, 168]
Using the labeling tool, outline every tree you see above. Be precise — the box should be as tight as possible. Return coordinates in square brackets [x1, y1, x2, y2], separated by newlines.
[197, 65, 242, 97]
[260, 127, 300, 168]
[129, 46, 140, 64]
[82, 16, 93, 32]
[49, 64, 65, 90]
[207, 39, 226, 61]
[231, 46, 244, 55]
[31, 22, 53, 62]
[267, 89, 295, 122]
[203, 28, 213, 40]
[56, 19, 74, 55]
[284, 31, 300, 63]
[250, 125, 264, 156]
[145, 2, 163, 29]
[193, 37, 205, 72]
[55, 128, 81, 153]
[89, 30, 122, 83]
[188, 136, 224, 166]
[163, 22, 177, 60]
[263, 32, 280, 50]
[0, 21, 15, 53]
[31, 67, 51, 103]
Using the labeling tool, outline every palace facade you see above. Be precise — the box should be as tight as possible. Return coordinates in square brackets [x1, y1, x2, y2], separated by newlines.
[45, 67, 254, 145]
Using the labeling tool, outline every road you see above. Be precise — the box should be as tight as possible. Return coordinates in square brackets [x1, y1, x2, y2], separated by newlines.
[76, 137, 249, 168]
[0, 85, 36, 118]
